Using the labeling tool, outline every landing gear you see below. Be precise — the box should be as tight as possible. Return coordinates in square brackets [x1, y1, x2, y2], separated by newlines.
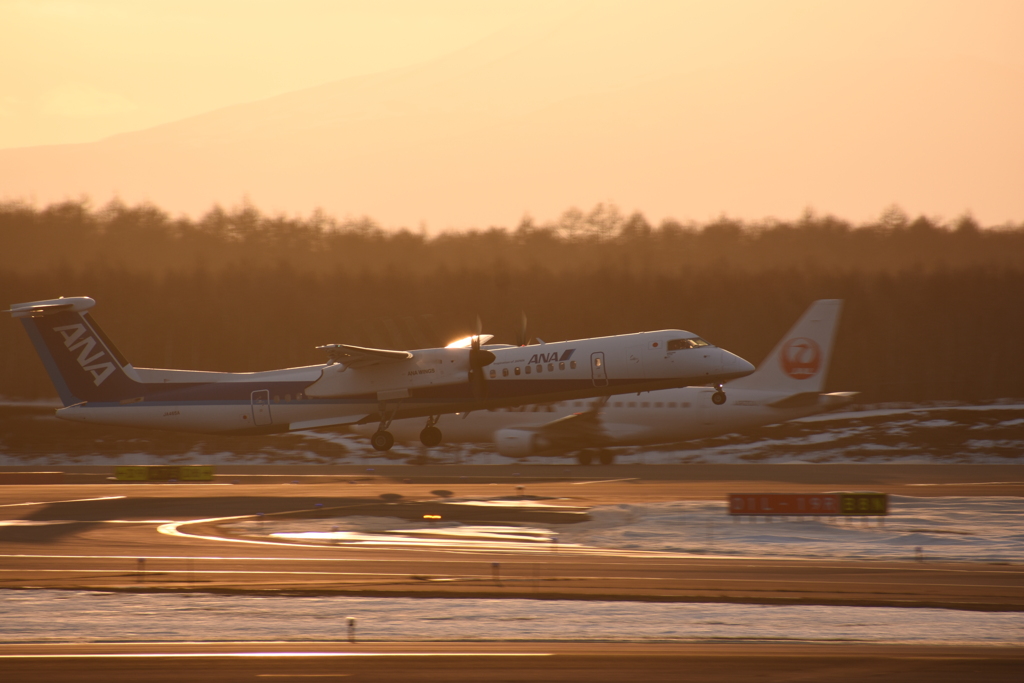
[419, 426, 442, 447]
[372, 401, 400, 451]
[712, 383, 727, 405]
[577, 450, 594, 465]
[419, 415, 442, 447]
[598, 450, 615, 465]
[371, 430, 395, 451]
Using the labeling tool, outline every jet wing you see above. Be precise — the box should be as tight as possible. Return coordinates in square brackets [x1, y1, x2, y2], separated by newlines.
[525, 398, 609, 449]
[317, 343, 414, 370]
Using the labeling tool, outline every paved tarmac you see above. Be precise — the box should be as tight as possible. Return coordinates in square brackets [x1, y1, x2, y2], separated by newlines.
[2, 464, 1022, 680]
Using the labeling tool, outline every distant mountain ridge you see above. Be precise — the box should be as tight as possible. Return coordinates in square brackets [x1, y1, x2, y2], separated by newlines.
[1, 3, 1020, 228]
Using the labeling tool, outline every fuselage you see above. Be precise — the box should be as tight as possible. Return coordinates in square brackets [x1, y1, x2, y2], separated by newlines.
[11, 297, 753, 435]
[62, 331, 752, 434]
[363, 386, 857, 456]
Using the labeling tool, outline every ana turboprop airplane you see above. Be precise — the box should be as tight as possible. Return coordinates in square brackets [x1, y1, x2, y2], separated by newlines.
[359, 300, 856, 463]
[6, 297, 754, 451]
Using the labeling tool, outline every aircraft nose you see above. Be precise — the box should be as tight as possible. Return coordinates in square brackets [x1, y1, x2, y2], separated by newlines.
[721, 350, 755, 379]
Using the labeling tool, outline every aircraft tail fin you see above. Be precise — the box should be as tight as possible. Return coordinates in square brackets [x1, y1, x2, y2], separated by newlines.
[728, 299, 843, 394]
[6, 297, 142, 406]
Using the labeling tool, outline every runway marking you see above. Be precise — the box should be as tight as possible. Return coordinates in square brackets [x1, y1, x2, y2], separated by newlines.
[907, 482, 1024, 486]
[0, 653, 545, 659]
[0, 520, 173, 526]
[571, 478, 638, 485]
[0, 495, 126, 508]
[157, 517, 677, 557]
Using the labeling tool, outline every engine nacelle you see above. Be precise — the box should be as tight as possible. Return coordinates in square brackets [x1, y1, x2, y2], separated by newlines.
[494, 428, 550, 458]
[305, 347, 471, 399]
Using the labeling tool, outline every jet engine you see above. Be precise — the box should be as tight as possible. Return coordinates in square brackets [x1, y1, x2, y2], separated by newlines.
[494, 428, 550, 458]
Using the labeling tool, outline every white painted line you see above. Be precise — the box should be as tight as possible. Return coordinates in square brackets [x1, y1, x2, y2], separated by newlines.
[0, 495, 126, 508]
[570, 478, 638, 485]
[0, 652, 552, 658]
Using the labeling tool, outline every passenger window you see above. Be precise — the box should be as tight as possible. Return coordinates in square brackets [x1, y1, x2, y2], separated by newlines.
[574, 401, 583, 407]
[489, 369, 496, 378]
[537, 364, 543, 373]
[515, 367, 521, 375]
[548, 363, 554, 372]
[559, 362, 565, 370]
[502, 368, 509, 377]
[285, 394, 291, 402]
[682, 402, 690, 408]
[628, 402, 636, 408]
[525, 366, 531, 374]
[654, 402, 663, 408]
[570, 360, 577, 369]
[641, 402, 649, 408]
[273, 395, 279, 403]
[667, 402, 676, 408]
[613, 402, 623, 408]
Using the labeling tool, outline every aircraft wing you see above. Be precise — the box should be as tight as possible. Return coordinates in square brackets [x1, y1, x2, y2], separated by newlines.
[317, 343, 414, 369]
[523, 398, 609, 449]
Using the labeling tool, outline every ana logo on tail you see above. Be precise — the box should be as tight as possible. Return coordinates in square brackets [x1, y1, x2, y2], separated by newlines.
[53, 323, 116, 386]
[780, 337, 821, 380]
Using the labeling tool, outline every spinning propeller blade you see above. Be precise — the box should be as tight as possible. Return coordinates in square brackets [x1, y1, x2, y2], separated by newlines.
[467, 315, 496, 399]
[515, 311, 530, 347]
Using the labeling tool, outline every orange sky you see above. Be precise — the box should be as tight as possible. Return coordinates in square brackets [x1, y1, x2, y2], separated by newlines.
[1, 0, 1022, 228]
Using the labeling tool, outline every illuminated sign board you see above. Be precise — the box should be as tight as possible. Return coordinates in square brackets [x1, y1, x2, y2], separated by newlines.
[728, 492, 887, 516]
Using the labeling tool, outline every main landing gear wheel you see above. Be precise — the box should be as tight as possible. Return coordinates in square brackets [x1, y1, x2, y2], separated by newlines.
[419, 426, 442, 448]
[577, 451, 594, 466]
[712, 391, 727, 405]
[371, 430, 395, 451]
[598, 450, 615, 465]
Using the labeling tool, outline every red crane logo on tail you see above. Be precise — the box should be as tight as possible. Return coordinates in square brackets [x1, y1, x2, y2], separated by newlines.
[780, 338, 821, 380]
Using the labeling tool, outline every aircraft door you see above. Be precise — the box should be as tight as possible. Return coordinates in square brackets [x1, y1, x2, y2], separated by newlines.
[590, 352, 608, 387]
[251, 389, 272, 426]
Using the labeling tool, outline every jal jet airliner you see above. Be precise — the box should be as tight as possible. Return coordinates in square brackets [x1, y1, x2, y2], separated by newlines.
[6, 297, 754, 450]
[360, 300, 855, 462]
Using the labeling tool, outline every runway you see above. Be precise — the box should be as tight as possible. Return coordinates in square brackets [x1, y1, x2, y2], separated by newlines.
[1, 464, 1022, 680]
[3, 642, 1023, 682]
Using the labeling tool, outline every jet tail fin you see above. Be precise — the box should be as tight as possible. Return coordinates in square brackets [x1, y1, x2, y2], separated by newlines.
[7, 297, 141, 406]
[728, 299, 842, 394]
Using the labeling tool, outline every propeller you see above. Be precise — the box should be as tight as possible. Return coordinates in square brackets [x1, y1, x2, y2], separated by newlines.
[467, 315, 496, 399]
[515, 311, 531, 347]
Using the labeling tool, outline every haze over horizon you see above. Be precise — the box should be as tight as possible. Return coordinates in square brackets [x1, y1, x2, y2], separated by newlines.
[2, 0, 1022, 230]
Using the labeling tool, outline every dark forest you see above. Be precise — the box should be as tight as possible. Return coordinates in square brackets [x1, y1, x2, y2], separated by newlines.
[2, 200, 1023, 403]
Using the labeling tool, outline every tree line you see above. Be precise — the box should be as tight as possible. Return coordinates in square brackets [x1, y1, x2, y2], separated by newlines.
[2, 199, 1023, 276]
[1, 200, 1022, 403]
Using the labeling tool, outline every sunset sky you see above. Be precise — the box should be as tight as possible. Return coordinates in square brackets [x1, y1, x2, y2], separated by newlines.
[1, 0, 1022, 228]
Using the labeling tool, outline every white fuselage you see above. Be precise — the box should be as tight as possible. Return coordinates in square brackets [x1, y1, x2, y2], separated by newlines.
[359, 386, 856, 456]
[48, 323, 752, 434]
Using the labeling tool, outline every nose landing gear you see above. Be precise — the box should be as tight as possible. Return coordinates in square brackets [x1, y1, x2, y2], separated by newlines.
[712, 383, 727, 405]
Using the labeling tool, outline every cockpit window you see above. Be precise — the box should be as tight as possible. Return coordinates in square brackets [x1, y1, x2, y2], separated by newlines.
[667, 337, 711, 351]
